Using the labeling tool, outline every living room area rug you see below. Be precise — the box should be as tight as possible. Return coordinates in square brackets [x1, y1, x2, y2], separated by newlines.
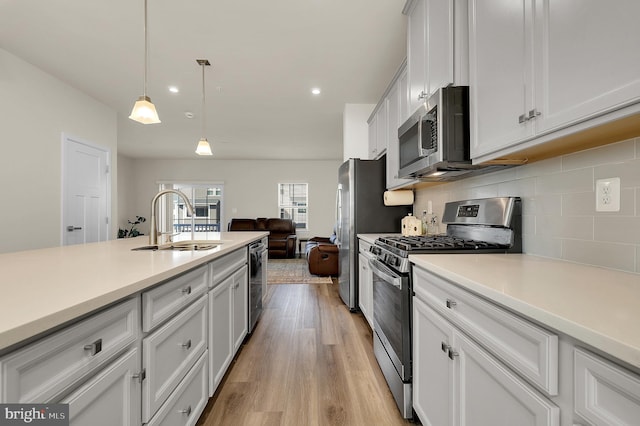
[267, 258, 333, 284]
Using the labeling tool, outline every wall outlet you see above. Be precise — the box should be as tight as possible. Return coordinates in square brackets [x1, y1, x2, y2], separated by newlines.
[595, 177, 620, 212]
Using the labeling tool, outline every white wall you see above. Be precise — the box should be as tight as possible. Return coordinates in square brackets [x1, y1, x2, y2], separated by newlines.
[343, 103, 375, 161]
[118, 158, 342, 242]
[0, 49, 118, 254]
[413, 137, 640, 274]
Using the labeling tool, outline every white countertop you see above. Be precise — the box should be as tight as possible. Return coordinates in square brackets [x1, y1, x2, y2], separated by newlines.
[0, 232, 267, 352]
[409, 253, 640, 370]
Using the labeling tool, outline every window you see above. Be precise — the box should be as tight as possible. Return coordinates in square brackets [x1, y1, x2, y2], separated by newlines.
[158, 182, 224, 237]
[278, 183, 308, 229]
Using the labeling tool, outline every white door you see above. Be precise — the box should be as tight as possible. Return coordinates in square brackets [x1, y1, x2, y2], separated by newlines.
[62, 135, 110, 245]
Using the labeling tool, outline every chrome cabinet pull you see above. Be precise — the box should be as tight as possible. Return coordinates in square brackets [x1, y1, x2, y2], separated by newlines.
[445, 299, 457, 309]
[67, 226, 83, 232]
[441, 342, 450, 353]
[83, 338, 102, 356]
[181, 339, 192, 350]
[518, 113, 527, 124]
[448, 349, 459, 360]
[178, 406, 192, 416]
[181, 286, 192, 295]
[132, 369, 146, 383]
[418, 90, 428, 100]
[528, 109, 541, 120]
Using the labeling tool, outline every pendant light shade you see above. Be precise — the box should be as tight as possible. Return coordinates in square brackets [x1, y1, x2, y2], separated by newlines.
[195, 59, 213, 156]
[195, 138, 213, 155]
[130, 0, 160, 124]
[130, 96, 160, 124]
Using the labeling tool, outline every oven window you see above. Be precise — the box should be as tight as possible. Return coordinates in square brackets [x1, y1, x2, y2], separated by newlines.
[371, 263, 411, 380]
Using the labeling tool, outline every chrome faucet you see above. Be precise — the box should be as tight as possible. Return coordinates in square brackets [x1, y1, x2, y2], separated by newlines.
[149, 189, 194, 245]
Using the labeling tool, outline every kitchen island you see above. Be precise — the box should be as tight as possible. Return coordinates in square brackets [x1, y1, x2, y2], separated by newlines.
[0, 232, 267, 353]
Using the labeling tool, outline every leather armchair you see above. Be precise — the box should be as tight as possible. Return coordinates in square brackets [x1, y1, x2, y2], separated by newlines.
[265, 218, 297, 258]
[305, 236, 339, 276]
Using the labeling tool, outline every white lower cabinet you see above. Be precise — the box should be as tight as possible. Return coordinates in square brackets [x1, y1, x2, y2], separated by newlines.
[62, 347, 141, 426]
[208, 259, 248, 397]
[574, 347, 640, 426]
[208, 274, 233, 396]
[147, 351, 208, 426]
[413, 297, 559, 426]
[0, 297, 139, 404]
[358, 251, 373, 329]
[142, 295, 208, 423]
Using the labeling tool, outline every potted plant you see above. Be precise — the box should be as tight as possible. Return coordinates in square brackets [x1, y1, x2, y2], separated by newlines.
[118, 216, 146, 238]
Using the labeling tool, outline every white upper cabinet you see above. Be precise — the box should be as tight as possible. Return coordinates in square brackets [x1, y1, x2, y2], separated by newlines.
[534, 0, 640, 133]
[470, 0, 640, 162]
[405, 0, 466, 115]
[407, 0, 428, 114]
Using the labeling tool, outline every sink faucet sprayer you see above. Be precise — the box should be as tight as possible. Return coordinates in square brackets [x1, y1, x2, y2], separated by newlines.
[149, 189, 194, 245]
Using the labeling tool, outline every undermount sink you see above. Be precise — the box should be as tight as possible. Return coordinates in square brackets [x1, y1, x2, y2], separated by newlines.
[132, 240, 225, 252]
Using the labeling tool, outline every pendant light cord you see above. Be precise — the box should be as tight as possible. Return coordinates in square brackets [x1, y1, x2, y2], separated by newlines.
[143, 0, 148, 97]
[201, 63, 206, 139]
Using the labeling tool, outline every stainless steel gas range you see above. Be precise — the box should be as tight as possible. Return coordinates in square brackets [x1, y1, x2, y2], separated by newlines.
[368, 197, 522, 419]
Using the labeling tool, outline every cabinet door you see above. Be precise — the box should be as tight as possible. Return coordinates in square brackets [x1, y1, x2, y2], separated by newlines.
[413, 297, 454, 426]
[426, 0, 454, 94]
[62, 347, 141, 426]
[142, 295, 208, 422]
[469, 0, 535, 159]
[357, 253, 373, 328]
[147, 351, 208, 426]
[374, 101, 388, 159]
[455, 331, 559, 426]
[574, 348, 640, 426]
[368, 115, 377, 160]
[208, 276, 232, 396]
[407, 0, 427, 113]
[232, 266, 248, 353]
[534, 0, 640, 134]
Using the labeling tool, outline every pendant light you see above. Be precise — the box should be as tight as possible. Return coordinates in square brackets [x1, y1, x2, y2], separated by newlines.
[129, 0, 161, 124]
[195, 59, 213, 156]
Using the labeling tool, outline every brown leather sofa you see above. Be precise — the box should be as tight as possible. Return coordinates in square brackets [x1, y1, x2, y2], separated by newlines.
[228, 218, 297, 258]
[305, 236, 339, 276]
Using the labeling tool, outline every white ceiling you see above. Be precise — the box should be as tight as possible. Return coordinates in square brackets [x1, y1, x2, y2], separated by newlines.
[0, 0, 407, 160]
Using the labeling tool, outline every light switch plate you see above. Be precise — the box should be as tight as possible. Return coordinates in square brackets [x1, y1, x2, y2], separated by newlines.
[595, 177, 620, 212]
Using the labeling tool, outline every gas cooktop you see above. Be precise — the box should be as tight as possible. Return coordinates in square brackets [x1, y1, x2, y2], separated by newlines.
[376, 235, 510, 254]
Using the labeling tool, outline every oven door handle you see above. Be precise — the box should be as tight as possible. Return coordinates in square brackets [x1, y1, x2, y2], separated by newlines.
[368, 258, 403, 290]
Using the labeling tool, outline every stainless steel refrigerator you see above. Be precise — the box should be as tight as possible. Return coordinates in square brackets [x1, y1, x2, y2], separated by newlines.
[336, 157, 411, 310]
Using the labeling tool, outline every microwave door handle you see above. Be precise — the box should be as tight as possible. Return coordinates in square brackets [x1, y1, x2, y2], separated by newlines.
[368, 258, 402, 290]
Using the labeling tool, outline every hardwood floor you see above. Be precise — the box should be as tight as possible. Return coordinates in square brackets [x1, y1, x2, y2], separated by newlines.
[196, 281, 414, 426]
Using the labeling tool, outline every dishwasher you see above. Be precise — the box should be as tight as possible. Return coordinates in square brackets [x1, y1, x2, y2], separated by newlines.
[248, 237, 267, 333]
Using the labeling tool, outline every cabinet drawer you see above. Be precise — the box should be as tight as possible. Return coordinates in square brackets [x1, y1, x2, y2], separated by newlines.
[574, 347, 640, 425]
[143, 265, 208, 332]
[0, 297, 139, 403]
[413, 266, 558, 395]
[210, 248, 247, 287]
[143, 295, 207, 422]
[62, 347, 141, 426]
[147, 351, 208, 426]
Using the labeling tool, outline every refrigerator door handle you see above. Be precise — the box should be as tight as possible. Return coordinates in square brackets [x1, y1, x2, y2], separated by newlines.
[335, 184, 342, 246]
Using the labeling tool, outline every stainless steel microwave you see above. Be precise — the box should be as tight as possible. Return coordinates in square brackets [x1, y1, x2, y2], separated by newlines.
[397, 86, 472, 180]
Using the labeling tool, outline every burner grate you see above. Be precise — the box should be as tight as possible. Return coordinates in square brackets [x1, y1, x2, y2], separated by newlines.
[376, 235, 509, 253]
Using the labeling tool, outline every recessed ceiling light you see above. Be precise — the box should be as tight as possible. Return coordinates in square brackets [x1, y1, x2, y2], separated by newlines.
[169, 86, 179, 93]
[311, 88, 321, 95]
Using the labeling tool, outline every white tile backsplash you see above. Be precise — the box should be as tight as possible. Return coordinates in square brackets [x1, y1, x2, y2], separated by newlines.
[414, 137, 640, 274]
